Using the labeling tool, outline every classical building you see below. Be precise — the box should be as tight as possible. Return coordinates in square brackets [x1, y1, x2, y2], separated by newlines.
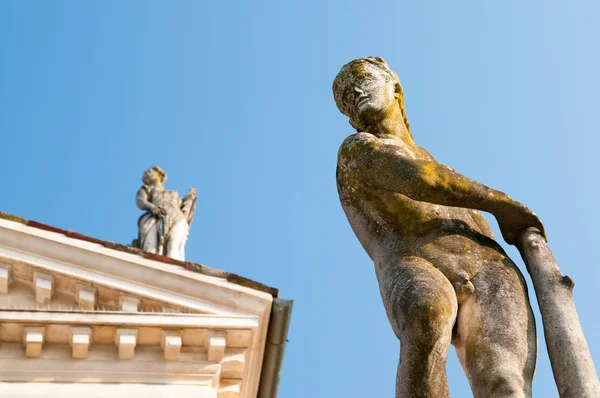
[0, 211, 291, 398]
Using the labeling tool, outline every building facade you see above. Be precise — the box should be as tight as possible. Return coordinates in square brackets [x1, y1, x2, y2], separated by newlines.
[0, 212, 290, 398]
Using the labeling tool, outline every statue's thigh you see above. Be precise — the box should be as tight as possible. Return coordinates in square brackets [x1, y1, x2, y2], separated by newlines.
[167, 220, 188, 247]
[454, 259, 536, 396]
[141, 222, 159, 252]
[376, 258, 457, 342]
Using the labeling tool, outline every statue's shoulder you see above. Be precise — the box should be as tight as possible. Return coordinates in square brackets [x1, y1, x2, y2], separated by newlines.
[138, 185, 157, 200]
[340, 132, 375, 147]
[338, 132, 378, 160]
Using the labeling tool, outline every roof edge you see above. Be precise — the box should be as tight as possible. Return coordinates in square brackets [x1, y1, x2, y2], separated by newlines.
[0, 211, 279, 298]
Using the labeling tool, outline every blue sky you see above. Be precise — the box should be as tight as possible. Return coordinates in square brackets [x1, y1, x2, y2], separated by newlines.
[1, 2, 599, 397]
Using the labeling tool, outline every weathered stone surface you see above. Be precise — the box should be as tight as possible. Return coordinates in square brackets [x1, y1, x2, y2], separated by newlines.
[23, 327, 45, 358]
[115, 328, 138, 360]
[0, 262, 10, 294]
[77, 284, 96, 310]
[333, 57, 544, 397]
[70, 327, 92, 359]
[206, 332, 227, 362]
[161, 330, 182, 361]
[135, 166, 197, 261]
[34, 272, 54, 304]
[516, 229, 600, 398]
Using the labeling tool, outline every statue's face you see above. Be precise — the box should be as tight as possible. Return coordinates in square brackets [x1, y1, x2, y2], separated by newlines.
[142, 168, 161, 185]
[341, 63, 397, 128]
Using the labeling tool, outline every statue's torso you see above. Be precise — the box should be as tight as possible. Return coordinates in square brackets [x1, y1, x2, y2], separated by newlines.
[148, 187, 178, 207]
[337, 136, 506, 283]
[146, 187, 185, 227]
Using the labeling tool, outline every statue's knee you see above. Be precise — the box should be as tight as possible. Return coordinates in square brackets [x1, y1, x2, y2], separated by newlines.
[482, 370, 525, 398]
[393, 298, 455, 344]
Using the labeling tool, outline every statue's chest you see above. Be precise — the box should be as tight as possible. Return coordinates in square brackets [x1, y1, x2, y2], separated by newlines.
[149, 189, 179, 207]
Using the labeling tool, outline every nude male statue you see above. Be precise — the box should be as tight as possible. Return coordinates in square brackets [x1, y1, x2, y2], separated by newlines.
[333, 57, 545, 398]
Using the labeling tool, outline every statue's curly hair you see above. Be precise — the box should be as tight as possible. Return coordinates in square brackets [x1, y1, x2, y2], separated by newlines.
[144, 165, 167, 183]
[333, 57, 410, 134]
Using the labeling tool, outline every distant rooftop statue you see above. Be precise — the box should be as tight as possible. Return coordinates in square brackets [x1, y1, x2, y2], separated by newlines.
[134, 166, 197, 261]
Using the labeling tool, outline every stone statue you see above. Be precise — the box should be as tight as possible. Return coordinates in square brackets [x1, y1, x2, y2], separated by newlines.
[135, 166, 197, 261]
[333, 57, 546, 398]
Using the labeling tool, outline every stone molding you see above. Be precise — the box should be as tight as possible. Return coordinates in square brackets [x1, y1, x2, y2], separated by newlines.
[0, 217, 273, 397]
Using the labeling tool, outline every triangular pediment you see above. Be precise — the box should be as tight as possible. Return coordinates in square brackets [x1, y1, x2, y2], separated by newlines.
[0, 216, 274, 398]
[0, 254, 253, 317]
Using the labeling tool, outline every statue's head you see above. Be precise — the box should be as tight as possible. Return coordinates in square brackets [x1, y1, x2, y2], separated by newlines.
[333, 57, 410, 133]
[142, 166, 167, 186]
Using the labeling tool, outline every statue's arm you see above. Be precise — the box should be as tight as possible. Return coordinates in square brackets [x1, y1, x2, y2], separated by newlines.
[470, 210, 495, 238]
[136, 187, 161, 215]
[341, 133, 544, 244]
[181, 188, 197, 226]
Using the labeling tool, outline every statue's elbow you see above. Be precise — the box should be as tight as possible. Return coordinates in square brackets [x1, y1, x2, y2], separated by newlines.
[136, 199, 152, 211]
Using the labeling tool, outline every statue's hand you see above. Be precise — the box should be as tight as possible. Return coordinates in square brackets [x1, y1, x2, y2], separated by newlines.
[496, 201, 546, 245]
[187, 187, 197, 199]
[150, 205, 166, 217]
